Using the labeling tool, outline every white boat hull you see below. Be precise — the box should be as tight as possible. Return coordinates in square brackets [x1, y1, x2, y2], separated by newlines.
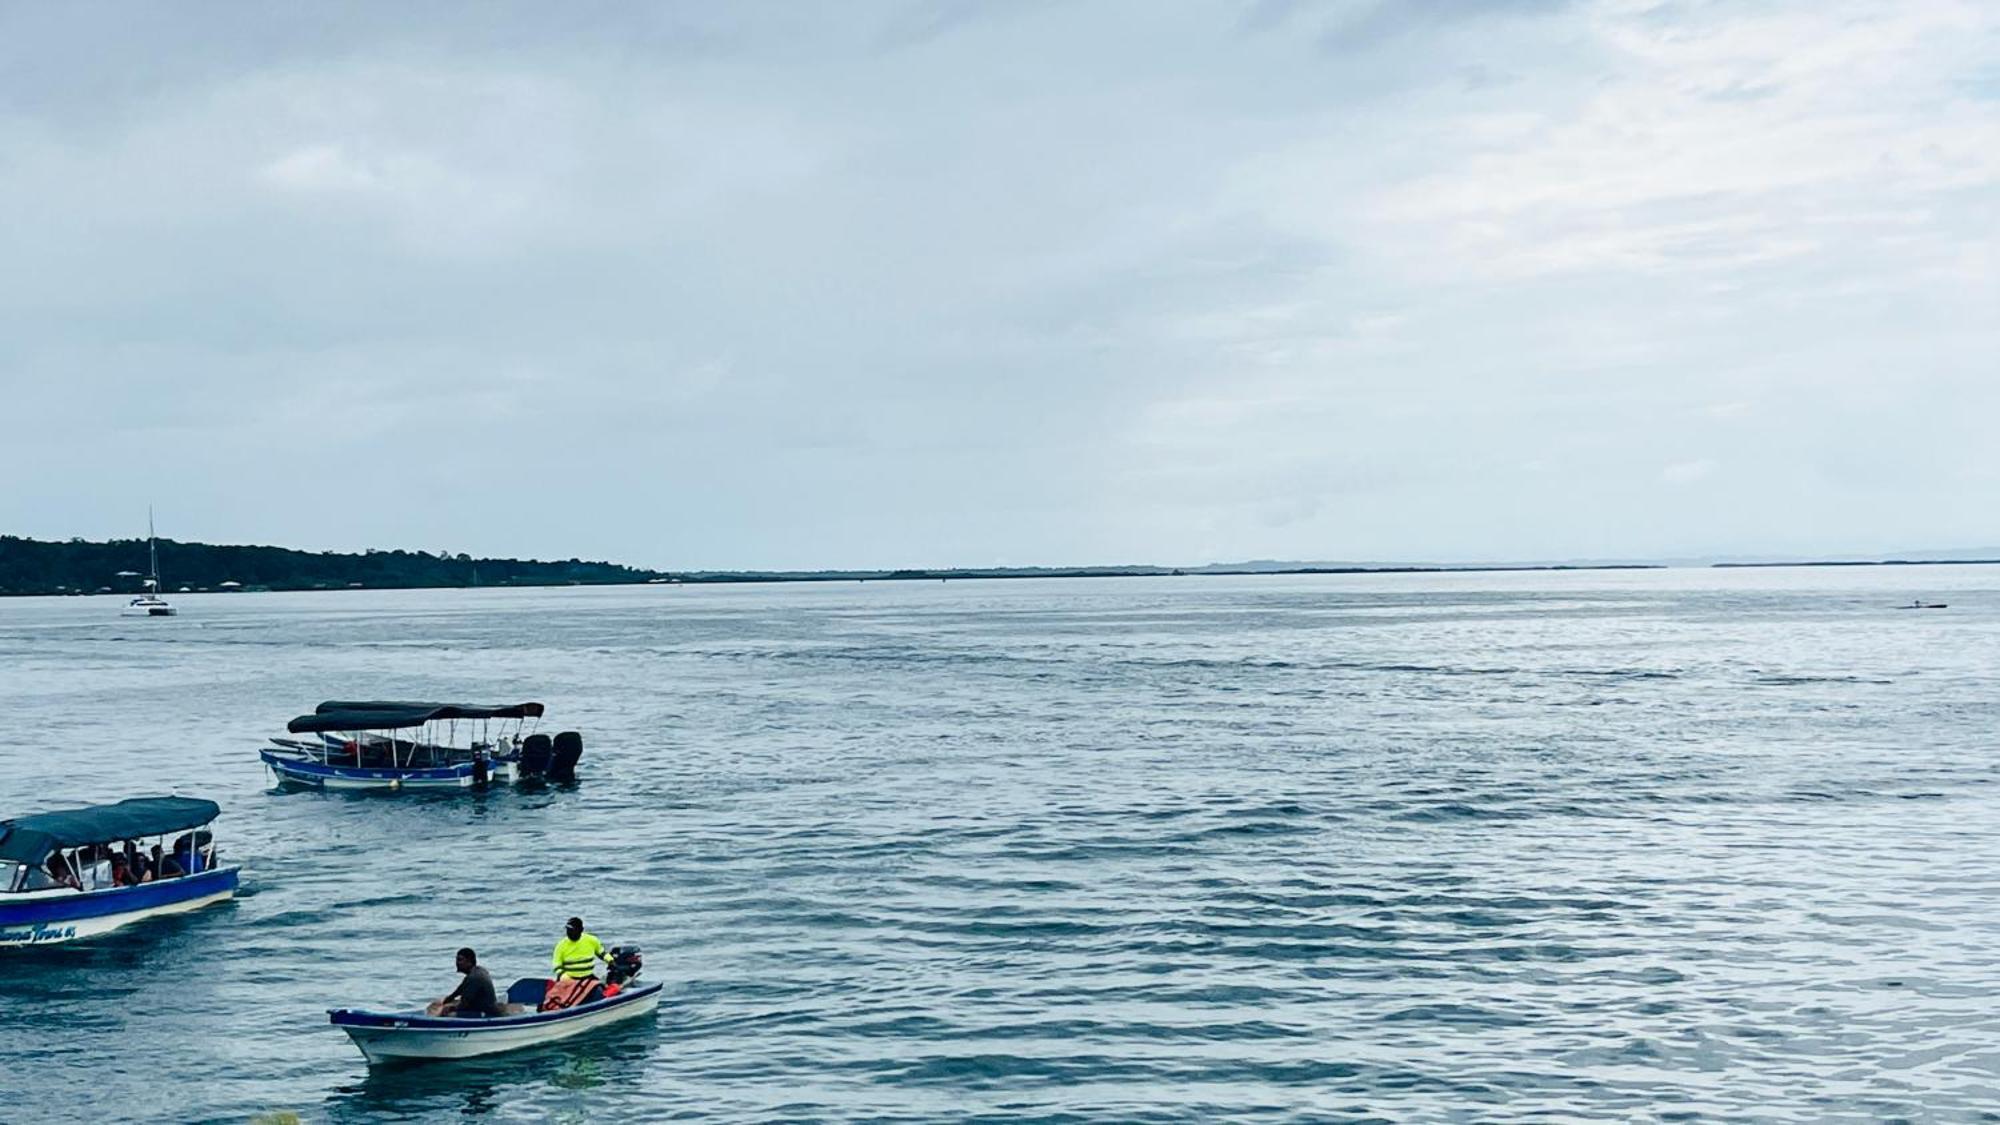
[0, 870, 238, 947]
[336, 987, 661, 1063]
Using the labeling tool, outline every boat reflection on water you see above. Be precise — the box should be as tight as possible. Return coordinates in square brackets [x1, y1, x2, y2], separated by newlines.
[322, 1019, 656, 1121]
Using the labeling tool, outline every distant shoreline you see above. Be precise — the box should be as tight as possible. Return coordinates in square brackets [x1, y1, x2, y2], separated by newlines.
[4, 533, 1996, 598]
[1709, 558, 2000, 568]
[670, 563, 1668, 584]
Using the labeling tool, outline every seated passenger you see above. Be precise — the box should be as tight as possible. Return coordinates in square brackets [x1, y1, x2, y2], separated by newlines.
[121, 842, 153, 884]
[151, 845, 182, 879]
[29, 854, 78, 891]
[428, 948, 504, 1019]
[110, 853, 135, 888]
[172, 835, 207, 875]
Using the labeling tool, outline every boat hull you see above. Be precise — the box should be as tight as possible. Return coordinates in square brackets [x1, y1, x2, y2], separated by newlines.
[332, 983, 663, 1063]
[0, 867, 239, 947]
[260, 749, 519, 791]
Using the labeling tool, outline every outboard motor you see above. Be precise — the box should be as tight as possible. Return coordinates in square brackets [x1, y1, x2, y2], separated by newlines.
[471, 749, 490, 787]
[549, 731, 583, 783]
[606, 945, 643, 987]
[519, 733, 553, 777]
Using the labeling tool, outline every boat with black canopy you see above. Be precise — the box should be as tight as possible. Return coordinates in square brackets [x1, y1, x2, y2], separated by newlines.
[261, 701, 583, 790]
[0, 796, 236, 946]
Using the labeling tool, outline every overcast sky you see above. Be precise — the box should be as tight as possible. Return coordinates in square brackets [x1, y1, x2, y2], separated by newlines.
[1, 1, 1993, 569]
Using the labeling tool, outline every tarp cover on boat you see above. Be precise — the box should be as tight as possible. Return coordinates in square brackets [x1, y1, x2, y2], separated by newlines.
[0, 796, 220, 864]
[288, 701, 544, 733]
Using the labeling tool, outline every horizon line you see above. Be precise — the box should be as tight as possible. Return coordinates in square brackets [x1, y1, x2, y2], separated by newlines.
[6, 532, 2000, 581]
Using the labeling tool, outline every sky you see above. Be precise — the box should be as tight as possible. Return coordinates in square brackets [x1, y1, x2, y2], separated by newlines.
[1, 1, 1994, 569]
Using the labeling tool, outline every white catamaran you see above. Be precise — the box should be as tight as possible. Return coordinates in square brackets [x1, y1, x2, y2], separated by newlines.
[121, 509, 177, 618]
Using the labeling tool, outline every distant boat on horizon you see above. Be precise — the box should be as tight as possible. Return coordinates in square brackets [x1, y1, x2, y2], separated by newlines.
[1899, 599, 1948, 610]
[121, 508, 177, 618]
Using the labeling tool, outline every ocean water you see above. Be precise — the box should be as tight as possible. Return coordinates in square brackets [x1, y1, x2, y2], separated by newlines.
[1, 567, 1997, 1123]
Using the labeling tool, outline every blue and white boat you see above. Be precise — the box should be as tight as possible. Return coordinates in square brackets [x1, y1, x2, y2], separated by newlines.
[260, 700, 581, 791]
[0, 796, 237, 947]
[331, 966, 662, 1063]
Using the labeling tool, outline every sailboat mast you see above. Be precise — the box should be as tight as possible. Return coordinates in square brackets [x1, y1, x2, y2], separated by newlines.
[148, 506, 160, 588]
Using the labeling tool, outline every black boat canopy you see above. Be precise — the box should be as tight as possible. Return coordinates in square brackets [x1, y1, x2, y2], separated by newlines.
[288, 701, 545, 734]
[0, 796, 220, 864]
[312, 700, 545, 720]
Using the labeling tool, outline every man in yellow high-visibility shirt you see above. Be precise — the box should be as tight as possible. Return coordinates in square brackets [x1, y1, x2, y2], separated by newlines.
[553, 915, 611, 980]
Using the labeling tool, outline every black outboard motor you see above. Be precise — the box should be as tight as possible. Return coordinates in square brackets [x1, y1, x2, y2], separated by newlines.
[606, 945, 643, 987]
[471, 748, 491, 786]
[549, 731, 583, 783]
[519, 733, 553, 777]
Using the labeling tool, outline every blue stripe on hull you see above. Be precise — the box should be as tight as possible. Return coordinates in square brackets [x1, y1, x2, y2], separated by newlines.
[261, 749, 472, 786]
[0, 867, 239, 927]
[330, 982, 664, 1030]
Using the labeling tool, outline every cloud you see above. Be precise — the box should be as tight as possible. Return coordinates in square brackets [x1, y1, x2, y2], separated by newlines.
[1315, 0, 1574, 52]
[1661, 459, 1718, 485]
[0, 1, 1993, 567]
[1349, 0, 2000, 281]
[260, 144, 381, 193]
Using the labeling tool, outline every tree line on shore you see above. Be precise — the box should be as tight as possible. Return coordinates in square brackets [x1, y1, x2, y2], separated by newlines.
[0, 536, 664, 595]
[2, 534, 1707, 598]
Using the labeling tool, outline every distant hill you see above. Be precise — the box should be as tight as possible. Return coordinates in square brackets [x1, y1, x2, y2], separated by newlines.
[0, 536, 665, 595]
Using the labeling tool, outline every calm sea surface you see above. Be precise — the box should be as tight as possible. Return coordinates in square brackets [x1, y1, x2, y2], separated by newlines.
[2, 568, 1998, 1123]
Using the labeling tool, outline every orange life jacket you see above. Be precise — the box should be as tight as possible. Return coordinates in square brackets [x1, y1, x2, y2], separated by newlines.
[539, 976, 601, 1012]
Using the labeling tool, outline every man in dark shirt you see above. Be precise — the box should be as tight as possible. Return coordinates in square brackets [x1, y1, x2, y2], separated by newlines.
[432, 947, 504, 1018]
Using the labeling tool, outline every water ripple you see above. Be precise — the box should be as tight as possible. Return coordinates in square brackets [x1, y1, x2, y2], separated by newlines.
[0, 572, 1996, 1121]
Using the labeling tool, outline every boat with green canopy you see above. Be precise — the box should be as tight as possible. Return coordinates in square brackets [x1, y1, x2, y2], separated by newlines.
[1, 796, 236, 946]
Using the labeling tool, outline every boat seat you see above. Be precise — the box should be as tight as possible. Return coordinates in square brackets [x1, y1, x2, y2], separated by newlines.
[507, 978, 549, 1006]
[549, 732, 583, 783]
[519, 734, 553, 776]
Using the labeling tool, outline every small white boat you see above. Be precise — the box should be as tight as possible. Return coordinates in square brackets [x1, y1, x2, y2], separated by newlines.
[331, 976, 662, 1064]
[120, 509, 177, 617]
[122, 593, 176, 617]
